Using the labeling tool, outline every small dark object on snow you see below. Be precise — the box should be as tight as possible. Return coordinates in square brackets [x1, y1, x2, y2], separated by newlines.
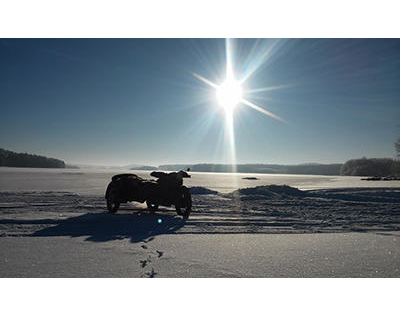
[361, 176, 382, 181]
[242, 177, 259, 180]
[105, 171, 192, 217]
[361, 176, 400, 181]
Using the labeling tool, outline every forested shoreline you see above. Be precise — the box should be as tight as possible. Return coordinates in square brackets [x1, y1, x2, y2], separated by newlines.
[159, 163, 342, 175]
[2, 147, 398, 176]
[0, 148, 65, 168]
[159, 158, 400, 177]
[340, 158, 400, 176]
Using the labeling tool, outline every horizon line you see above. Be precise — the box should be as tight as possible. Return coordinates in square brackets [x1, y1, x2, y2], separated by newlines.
[66, 161, 347, 168]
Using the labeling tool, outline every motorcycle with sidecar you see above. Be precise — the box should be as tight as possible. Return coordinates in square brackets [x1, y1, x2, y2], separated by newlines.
[105, 171, 192, 217]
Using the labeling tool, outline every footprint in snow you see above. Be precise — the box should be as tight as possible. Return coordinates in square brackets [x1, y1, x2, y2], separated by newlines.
[140, 260, 147, 268]
[156, 250, 163, 258]
[140, 254, 152, 268]
[145, 268, 157, 278]
[144, 237, 155, 243]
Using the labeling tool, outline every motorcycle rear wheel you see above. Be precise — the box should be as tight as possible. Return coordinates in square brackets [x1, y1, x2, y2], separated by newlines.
[176, 188, 191, 218]
[176, 205, 191, 217]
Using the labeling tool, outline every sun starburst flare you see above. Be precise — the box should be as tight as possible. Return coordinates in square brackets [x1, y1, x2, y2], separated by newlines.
[193, 39, 287, 123]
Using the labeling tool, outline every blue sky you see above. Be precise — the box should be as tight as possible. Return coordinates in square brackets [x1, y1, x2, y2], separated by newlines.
[0, 38, 399, 166]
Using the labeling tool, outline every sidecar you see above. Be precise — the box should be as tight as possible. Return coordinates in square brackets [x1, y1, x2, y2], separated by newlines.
[105, 173, 154, 212]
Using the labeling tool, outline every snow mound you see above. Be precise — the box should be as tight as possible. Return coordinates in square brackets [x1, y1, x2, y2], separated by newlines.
[309, 188, 400, 203]
[231, 185, 306, 199]
[190, 186, 219, 195]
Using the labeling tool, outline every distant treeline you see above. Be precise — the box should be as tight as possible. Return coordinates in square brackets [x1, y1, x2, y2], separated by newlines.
[340, 158, 400, 176]
[0, 148, 65, 168]
[160, 160, 400, 176]
[130, 165, 157, 171]
[159, 163, 343, 175]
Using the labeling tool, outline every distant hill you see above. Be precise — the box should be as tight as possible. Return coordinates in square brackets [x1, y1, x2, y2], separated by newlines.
[129, 165, 157, 171]
[159, 163, 342, 175]
[0, 148, 65, 168]
[67, 163, 158, 170]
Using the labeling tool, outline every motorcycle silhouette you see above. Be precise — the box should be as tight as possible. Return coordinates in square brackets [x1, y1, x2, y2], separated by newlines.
[105, 170, 192, 217]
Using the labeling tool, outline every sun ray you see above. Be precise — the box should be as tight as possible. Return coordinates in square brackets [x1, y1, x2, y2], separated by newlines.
[226, 38, 234, 78]
[192, 72, 219, 89]
[240, 98, 288, 124]
[246, 84, 294, 94]
[240, 39, 281, 84]
[224, 109, 237, 166]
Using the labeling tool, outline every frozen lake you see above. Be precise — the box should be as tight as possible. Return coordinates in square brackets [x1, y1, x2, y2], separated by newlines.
[1, 166, 399, 195]
[1, 167, 399, 277]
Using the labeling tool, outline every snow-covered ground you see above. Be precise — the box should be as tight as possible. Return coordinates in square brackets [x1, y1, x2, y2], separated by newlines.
[1, 233, 399, 277]
[0, 168, 399, 277]
[1, 186, 400, 277]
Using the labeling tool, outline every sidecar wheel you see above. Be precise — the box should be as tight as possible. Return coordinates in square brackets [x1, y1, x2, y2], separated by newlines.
[107, 190, 120, 213]
[181, 205, 191, 218]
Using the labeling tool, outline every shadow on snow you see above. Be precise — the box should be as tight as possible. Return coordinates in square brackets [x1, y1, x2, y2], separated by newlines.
[31, 210, 187, 243]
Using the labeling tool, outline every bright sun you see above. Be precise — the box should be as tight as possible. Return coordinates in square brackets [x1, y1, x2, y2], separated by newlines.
[216, 77, 242, 111]
[193, 38, 286, 124]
